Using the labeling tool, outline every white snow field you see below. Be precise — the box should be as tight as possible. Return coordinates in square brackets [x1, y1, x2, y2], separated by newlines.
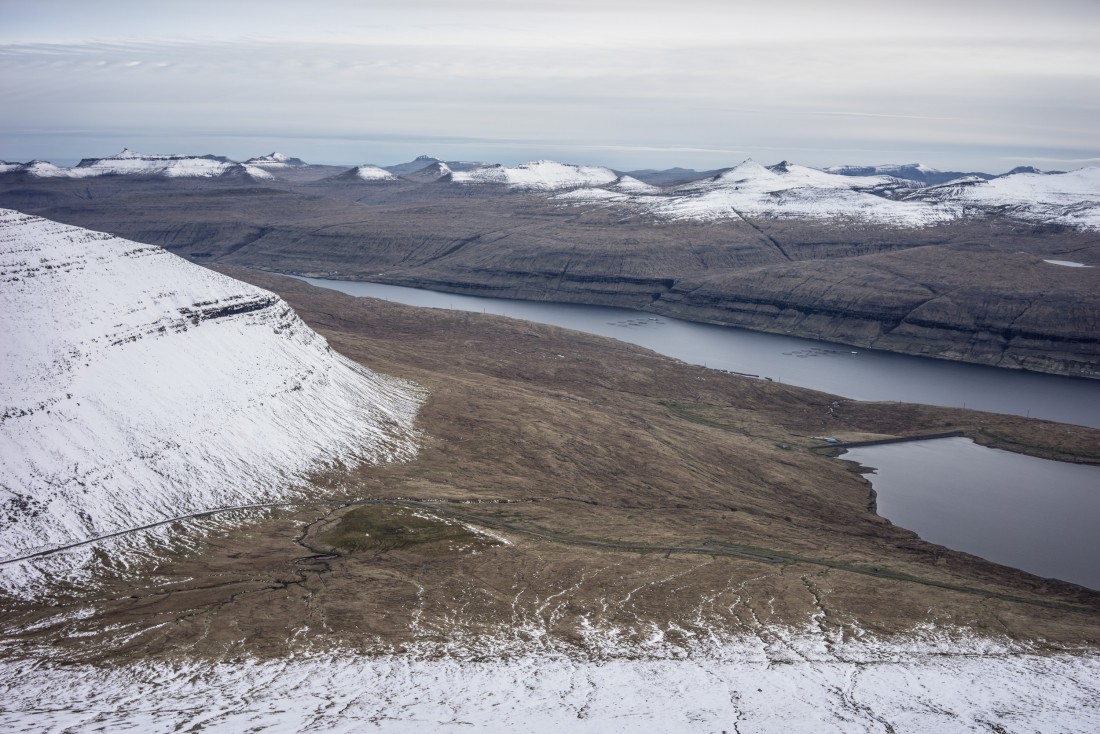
[0, 209, 422, 587]
[0, 634, 1097, 733]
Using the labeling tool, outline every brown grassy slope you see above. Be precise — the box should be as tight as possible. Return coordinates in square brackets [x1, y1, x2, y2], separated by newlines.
[3, 269, 1097, 663]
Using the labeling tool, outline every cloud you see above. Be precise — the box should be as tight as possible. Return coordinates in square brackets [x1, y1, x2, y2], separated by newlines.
[0, 2, 1097, 170]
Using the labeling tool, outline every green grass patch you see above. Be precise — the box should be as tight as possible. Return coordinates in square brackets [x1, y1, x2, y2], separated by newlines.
[322, 505, 495, 555]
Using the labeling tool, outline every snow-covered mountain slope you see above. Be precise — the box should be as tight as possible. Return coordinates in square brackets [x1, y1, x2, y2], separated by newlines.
[610, 174, 661, 194]
[0, 209, 422, 566]
[824, 162, 937, 175]
[558, 159, 948, 226]
[556, 159, 1100, 229]
[451, 160, 619, 190]
[822, 162, 990, 186]
[400, 160, 454, 181]
[1, 150, 274, 180]
[903, 166, 1100, 229]
[349, 164, 399, 181]
[0, 161, 76, 178]
[244, 152, 306, 167]
[385, 155, 484, 175]
[553, 174, 664, 204]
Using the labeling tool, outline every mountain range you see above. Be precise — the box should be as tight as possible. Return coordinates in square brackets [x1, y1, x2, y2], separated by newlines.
[1, 149, 1097, 377]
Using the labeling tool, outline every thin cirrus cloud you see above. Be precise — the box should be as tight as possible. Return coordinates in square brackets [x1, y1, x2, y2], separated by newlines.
[0, 1, 1098, 171]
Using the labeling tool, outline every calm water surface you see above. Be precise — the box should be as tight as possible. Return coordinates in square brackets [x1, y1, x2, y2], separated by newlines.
[844, 438, 1100, 590]
[294, 276, 1100, 428]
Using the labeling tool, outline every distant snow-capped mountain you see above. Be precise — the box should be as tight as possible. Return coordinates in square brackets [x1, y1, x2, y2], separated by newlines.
[399, 161, 454, 182]
[822, 163, 993, 186]
[384, 155, 447, 175]
[0, 209, 422, 588]
[326, 164, 401, 182]
[244, 152, 307, 167]
[450, 161, 619, 190]
[558, 159, 947, 226]
[0, 149, 275, 180]
[383, 155, 484, 176]
[554, 158, 1100, 229]
[902, 166, 1100, 229]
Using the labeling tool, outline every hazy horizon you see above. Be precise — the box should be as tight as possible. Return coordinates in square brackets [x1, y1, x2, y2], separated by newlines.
[2, 0, 1098, 173]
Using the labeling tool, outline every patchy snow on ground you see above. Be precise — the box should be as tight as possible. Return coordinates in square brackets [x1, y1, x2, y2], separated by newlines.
[0, 635, 1095, 733]
[1044, 259, 1094, 268]
[0, 209, 423, 588]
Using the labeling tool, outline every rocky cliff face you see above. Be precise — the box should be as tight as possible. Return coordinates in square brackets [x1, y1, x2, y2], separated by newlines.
[656, 244, 1100, 377]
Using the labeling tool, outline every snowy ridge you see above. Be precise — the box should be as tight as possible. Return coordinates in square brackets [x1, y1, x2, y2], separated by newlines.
[610, 174, 662, 194]
[1, 149, 273, 180]
[399, 160, 454, 181]
[351, 164, 399, 181]
[0, 209, 422, 570]
[244, 151, 305, 167]
[556, 159, 1100, 229]
[451, 160, 619, 190]
[824, 162, 941, 175]
[0, 630, 1096, 732]
[558, 159, 948, 226]
[904, 166, 1100, 228]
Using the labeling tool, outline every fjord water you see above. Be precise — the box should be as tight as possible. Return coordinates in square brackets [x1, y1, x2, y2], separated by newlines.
[295, 276, 1100, 428]
[844, 438, 1100, 590]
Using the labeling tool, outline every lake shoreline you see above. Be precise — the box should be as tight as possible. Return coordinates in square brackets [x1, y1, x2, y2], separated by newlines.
[277, 272, 1100, 428]
[278, 268, 1100, 382]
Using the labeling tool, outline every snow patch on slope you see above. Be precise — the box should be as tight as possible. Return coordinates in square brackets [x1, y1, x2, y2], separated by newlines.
[610, 175, 662, 194]
[0, 209, 422, 578]
[0, 637, 1095, 732]
[351, 164, 399, 181]
[244, 152, 305, 167]
[451, 160, 618, 190]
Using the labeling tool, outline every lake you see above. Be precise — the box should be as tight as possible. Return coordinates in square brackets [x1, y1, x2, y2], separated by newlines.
[843, 438, 1100, 590]
[293, 276, 1100, 429]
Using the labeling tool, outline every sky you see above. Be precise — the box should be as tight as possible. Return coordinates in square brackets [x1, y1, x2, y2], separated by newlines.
[2, 0, 1099, 173]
